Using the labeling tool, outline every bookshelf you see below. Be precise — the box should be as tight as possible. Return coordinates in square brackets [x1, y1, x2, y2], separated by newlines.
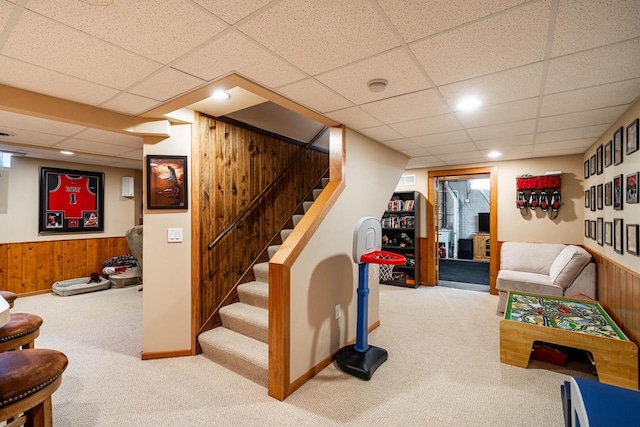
[380, 191, 424, 288]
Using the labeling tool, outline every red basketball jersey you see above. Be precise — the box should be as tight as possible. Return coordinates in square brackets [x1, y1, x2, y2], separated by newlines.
[48, 175, 97, 219]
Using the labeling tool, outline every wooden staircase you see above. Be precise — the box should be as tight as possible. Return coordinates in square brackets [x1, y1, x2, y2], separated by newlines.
[198, 177, 329, 387]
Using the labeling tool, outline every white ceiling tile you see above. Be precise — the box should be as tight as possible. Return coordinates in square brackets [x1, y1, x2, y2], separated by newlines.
[174, 31, 305, 88]
[24, 0, 228, 64]
[325, 107, 382, 130]
[401, 148, 432, 157]
[410, 1, 550, 85]
[534, 138, 596, 152]
[406, 156, 446, 168]
[0, 125, 66, 146]
[541, 79, 640, 116]
[456, 98, 539, 128]
[55, 138, 134, 156]
[533, 148, 586, 157]
[390, 114, 461, 138]
[545, 39, 640, 94]
[0, 56, 119, 106]
[411, 130, 470, 147]
[0, 2, 13, 27]
[378, 0, 527, 42]
[468, 120, 536, 141]
[427, 142, 478, 155]
[100, 93, 160, 116]
[118, 149, 143, 160]
[277, 79, 351, 113]
[537, 105, 628, 132]
[360, 90, 450, 124]
[3, 11, 162, 90]
[482, 144, 533, 155]
[71, 154, 120, 167]
[129, 68, 206, 102]
[0, 110, 85, 136]
[381, 138, 420, 151]
[439, 63, 543, 108]
[551, 0, 640, 57]
[73, 128, 143, 148]
[535, 124, 608, 144]
[436, 151, 485, 163]
[474, 134, 535, 150]
[191, 0, 274, 24]
[316, 48, 430, 104]
[357, 125, 403, 142]
[239, 0, 399, 74]
[112, 159, 143, 170]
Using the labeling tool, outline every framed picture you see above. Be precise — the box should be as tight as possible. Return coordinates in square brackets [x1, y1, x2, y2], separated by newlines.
[589, 154, 596, 175]
[605, 221, 612, 246]
[626, 172, 639, 204]
[597, 217, 603, 246]
[38, 167, 104, 233]
[590, 185, 596, 212]
[596, 183, 603, 210]
[626, 118, 638, 155]
[584, 160, 590, 179]
[604, 140, 612, 167]
[146, 155, 188, 210]
[613, 174, 623, 210]
[614, 218, 624, 254]
[604, 181, 613, 206]
[596, 144, 603, 175]
[590, 220, 596, 241]
[585, 220, 590, 238]
[584, 190, 590, 208]
[613, 127, 623, 165]
[627, 224, 639, 255]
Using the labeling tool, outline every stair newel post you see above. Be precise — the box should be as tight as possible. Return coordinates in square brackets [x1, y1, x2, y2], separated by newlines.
[355, 262, 370, 353]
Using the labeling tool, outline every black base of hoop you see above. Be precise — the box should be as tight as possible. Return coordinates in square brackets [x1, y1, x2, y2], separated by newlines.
[335, 345, 388, 381]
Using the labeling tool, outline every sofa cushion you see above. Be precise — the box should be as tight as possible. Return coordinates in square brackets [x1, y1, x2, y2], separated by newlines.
[500, 242, 566, 275]
[549, 245, 591, 289]
[496, 270, 563, 296]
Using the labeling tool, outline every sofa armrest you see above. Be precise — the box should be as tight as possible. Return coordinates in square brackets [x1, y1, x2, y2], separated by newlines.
[564, 262, 596, 300]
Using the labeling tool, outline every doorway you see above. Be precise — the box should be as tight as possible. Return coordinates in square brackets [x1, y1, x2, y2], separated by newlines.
[426, 167, 498, 295]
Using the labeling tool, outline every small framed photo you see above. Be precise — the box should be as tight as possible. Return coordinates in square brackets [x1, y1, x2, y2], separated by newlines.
[604, 181, 613, 206]
[596, 144, 603, 175]
[627, 224, 639, 255]
[614, 218, 624, 254]
[605, 221, 612, 246]
[614, 127, 624, 165]
[604, 140, 612, 167]
[585, 220, 590, 238]
[626, 118, 638, 155]
[584, 190, 590, 208]
[626, 172, 639, 204]
[590, 185, 596, 212]
[590, 220, 596, 241]
[146, 155, 188, 210]
[613, 174, 624, 210]
[596, 183, 603, 210]
[597, 217, 603, 246]
[589, 154, 596, 175]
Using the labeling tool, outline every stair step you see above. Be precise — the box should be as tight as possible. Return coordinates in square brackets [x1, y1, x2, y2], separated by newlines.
[198, 327, 268, 387]
[322, 177, 329, 188]
[219, 303, 268, 343]
[312, 188, 323, 200]
[237, 281, 269, 309]
[280, 229, 293, 242]
[303, 201, 314, 213]
[253, 262, 269, 282]
[267, 245, 280, 259]
[292, 214, 304, 227]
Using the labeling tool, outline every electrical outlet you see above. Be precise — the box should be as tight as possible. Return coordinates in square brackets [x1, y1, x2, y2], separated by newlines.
[335, 304, 341, 319]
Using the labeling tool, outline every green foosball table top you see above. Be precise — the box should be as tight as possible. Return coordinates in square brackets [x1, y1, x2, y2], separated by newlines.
[504, 292, 628, 341]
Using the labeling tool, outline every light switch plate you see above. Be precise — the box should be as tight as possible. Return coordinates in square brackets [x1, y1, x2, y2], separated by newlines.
[167, 228, 183, 243]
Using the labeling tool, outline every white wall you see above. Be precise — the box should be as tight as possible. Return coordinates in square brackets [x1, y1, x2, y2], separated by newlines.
[289, 129, 408, 381]
[142, 123, 193, 353]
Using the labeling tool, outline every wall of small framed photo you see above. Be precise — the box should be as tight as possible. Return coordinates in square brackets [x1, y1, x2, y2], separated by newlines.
[584, 113, 640, 260]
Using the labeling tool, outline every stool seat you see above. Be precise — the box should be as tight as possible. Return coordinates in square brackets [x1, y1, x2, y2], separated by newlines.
[0, 291, 17, 309]
[0, 313, 43, 353]
[0, 349, 68, 426]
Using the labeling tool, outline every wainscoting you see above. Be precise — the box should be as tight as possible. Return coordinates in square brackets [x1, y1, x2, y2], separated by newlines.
[0, 237, 129, 296]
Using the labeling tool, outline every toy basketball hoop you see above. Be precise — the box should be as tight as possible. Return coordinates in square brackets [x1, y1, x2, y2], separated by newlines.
[361, 250, 405, 282]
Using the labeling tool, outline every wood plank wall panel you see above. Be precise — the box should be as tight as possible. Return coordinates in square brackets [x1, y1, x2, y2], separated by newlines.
[0, 237, 128, 295]
[195, 114, 328, 334]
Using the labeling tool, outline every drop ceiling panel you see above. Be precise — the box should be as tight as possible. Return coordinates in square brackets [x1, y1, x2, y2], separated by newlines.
[551, 0, 640, 57]
[410, 0, 550, 86]
[189, 86, 268, 118]
[390, 114, 461, 138]
[174, 31, 305, 88]
[316, 48, 431, 104]
[427, 142, 478, 155]
[3, 11, 162, 90]
[100, 93, 159, 116]
[400, 148, 432, 157]
[72, 128, 143, 148]
[129, 68, 206, 102]
[455, 98, 539, 128]
[406, 156, 446, 169]
[540, 79, 640, 116]
[357, 125, 403, 142]
[468, 120, 536, 141]
[535, 124, 608, 144]
[325, 107, 382, 130]
[24, 0, 228, 64]
[56, 138, 135, 156]
[533, 148, 585, 157]
[535, 138, 596, 152]
[238, 0, 399, 74]
[0, 110, 86, 136]
[411, 130, 470, 147]
[118, 149, 143, 160]
[537, 105, 628, 132]
[437, 152, 485, 163]
[0, 2, 14, 27]
[277, 78, 351, 113]
[192, 0, 274, 24]
[360, 90, 450, 124]
[474, 134, 535, 150]
[381, 138, 421, 151]
[482, 144, 533, 155]
[0, 126, 66, 146]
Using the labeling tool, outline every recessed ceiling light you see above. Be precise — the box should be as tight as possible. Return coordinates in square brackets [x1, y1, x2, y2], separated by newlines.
[211, 89, 230, 100]
[367, 79, 388, 93]
[487, 151, 502, 159]
[60, 150, 75, 155]
[457, 97, 482, 111]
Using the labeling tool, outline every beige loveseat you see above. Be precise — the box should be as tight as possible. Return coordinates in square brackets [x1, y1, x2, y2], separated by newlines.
[496, 242, 596, 313]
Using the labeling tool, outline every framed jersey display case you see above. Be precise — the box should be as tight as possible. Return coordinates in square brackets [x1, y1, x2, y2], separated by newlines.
[39, 167, 104, 233]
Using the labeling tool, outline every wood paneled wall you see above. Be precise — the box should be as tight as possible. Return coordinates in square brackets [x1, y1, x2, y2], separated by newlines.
[194, 114, 328, 335]
[0, 237, 129, 295]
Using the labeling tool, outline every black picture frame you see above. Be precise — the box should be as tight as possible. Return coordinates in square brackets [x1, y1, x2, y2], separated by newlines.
[584, 160, 590, 179]
[590, 220, 596, 241]
[596, 183, 603, 210]
[626, 118, 638, 155]
[146, 155, 188, 210]
[597, 217, 603, 246]
[627, 224, 639, 255]
[38, 167, 104, 233]
[604, 181, 613, 206]
[613, 174, 624, 210]
[626, 172, 639, 204]
[614, 218, 624, 254]
[589, 154, 596, 175]
[605, 221, 612, 246]
[590, 185, 596, 212]
[613, 127, 624, 165]
[596, 144, 603, 175]
[604, 140, 612, 167]
[584, 190, 590, 208]
[585, 219, 590, 238]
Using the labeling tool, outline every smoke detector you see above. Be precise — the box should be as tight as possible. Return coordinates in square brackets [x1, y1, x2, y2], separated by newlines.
[367, 79, 388, 93]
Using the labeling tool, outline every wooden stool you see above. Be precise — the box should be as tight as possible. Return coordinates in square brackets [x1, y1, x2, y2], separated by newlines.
[0, 291, 17, 309]
[0, 313, 43, 353]
[0, 348, 68, 427]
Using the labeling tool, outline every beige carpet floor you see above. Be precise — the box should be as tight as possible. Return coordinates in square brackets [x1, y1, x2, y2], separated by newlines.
[12, 284, 595, 426]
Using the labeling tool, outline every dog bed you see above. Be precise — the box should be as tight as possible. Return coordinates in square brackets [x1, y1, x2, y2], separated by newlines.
[52, 276, 111, 297]
[110, 267, 141, 288]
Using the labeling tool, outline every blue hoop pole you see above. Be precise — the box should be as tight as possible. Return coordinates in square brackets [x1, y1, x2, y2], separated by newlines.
[355, 262, 370, 352]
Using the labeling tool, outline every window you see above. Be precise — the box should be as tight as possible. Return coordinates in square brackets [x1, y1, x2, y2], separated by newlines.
[0, 152, 11, 167]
